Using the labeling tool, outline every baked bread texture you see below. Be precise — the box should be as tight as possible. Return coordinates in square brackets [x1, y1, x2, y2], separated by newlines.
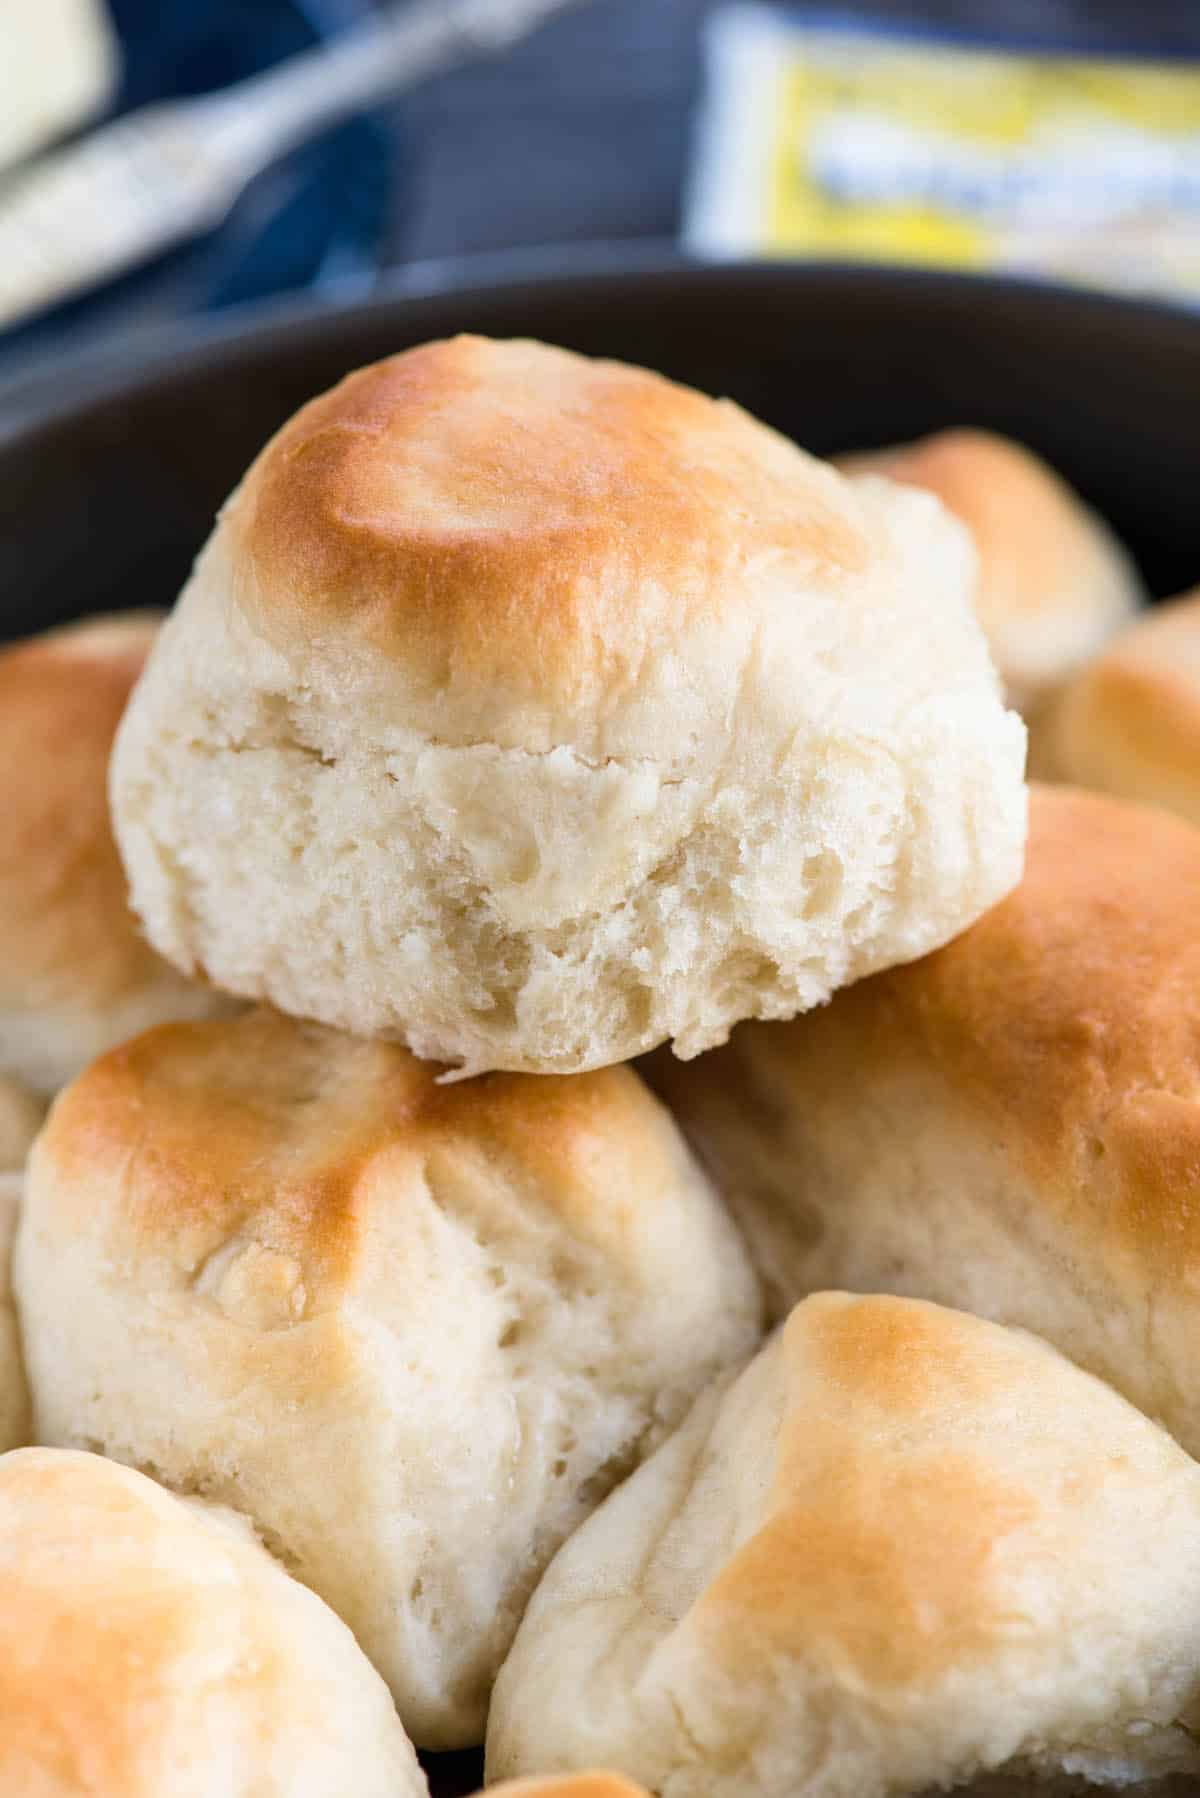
[17, 1004, 761, 1746]
[0, 612, 230, 1096]
[839, 429, 1143, 717]
[0, 1176, 28, 1452]
[0, 1447, 425, 1797]
[110, 335, 1027, 1075]
[648, 784, 1200, 1459]
[1038, 584, 1200, 822]
[487, 1292, 1200, 1797]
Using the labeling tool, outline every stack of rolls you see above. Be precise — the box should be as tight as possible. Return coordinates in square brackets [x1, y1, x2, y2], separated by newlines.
[6, 331, 1199, 1796]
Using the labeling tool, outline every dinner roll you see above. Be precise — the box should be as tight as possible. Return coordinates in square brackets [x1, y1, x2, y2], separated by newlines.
[649, 784, 1200, 1460]
[1038, 585, 1200, 821]
[0, 1077, 43, 1170]
[0, 1447, 424, 1797]
[488, 1292, 1200, 1796]
[0, 1177, 29, 1452]
[0, 613, 231, 1096]
[839, 429, 1143, 716]
[111, 336, 1026, 1076]
[18, 1005, 761, 1747]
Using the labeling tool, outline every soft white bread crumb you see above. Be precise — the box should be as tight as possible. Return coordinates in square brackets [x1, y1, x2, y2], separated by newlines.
[111, 337, 1026, 1075]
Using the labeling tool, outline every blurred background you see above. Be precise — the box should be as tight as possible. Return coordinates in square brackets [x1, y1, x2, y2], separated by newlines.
[2, 0, 1199, 385]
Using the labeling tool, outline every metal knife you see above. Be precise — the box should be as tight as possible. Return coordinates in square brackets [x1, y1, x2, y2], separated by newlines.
[0, 0, 581, 333]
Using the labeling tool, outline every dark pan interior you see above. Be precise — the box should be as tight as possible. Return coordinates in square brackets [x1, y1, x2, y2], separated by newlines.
[3, 257, 1199, 642]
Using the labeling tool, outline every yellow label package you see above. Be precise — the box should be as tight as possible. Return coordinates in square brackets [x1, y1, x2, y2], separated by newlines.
[685, 4, 1200, 300]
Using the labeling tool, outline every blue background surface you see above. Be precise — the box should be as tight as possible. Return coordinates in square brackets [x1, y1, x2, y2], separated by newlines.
[4, 0, 1200, 371]
[2, 0, 399, 365]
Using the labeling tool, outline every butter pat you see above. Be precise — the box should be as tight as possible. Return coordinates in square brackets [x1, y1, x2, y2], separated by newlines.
[0, 0, 118, 171]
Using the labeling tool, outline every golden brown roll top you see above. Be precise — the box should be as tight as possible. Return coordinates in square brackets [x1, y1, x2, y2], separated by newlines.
[649, 784, 1200, 1458]
[0, 1447, 425, 1797]
[840, 428, 1143, 715]
[112, 336, 1025, 1075]
[488, 1293, 1200, 1796]
[18, 1005, 761, 1746]
[0, 612, 230, 1097]
[227, 333, 872, 740]
[1038, 584, 1200, 823]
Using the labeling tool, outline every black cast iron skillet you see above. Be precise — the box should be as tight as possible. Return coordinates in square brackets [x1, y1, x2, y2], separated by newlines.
[2, 252, 1200, 1795]
[3, 249, 1200, 642]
